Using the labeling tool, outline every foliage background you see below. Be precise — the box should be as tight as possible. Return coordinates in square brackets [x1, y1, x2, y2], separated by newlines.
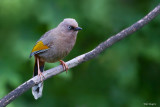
[0, 0, 160, 107]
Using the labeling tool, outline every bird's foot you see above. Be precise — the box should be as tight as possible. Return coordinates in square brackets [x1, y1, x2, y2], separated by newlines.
[59, 60, 68, 73]
[38, 69, 45, 82]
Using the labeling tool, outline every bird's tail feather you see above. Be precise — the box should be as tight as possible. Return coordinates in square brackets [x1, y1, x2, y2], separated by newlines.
[32, 57, 44, 100]
[32, 82, 43, 100]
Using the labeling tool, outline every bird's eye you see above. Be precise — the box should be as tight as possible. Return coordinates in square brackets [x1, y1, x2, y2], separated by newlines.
[68, 26, 74, 30]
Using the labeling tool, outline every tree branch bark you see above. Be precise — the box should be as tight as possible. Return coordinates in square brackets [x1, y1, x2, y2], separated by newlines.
[1, 4, 160, 107]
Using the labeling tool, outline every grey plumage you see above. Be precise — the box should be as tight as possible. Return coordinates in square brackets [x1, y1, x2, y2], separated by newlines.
[30, 18, 82, 99]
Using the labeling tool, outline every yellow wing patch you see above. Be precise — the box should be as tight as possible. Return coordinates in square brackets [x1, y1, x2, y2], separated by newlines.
[31, 41, 49, 53]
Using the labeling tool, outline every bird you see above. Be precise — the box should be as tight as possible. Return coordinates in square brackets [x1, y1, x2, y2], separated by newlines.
[30, 18, 82, 99]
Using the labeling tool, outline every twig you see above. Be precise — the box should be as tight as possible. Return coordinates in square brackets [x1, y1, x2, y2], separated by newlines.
[0, 4, 160, 107]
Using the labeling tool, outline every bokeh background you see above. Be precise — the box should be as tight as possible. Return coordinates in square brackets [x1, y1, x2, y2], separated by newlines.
[0, 0, 160, 107]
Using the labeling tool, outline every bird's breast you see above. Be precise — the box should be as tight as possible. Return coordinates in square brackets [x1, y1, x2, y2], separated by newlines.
[38, 36, 76, 63]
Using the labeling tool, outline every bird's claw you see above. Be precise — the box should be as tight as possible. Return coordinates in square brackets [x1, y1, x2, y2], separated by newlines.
[38, 70, 45, 82]
[59, 60, 69, 73]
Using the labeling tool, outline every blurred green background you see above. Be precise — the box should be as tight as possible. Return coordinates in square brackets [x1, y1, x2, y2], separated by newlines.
[0, 0, 160, 107]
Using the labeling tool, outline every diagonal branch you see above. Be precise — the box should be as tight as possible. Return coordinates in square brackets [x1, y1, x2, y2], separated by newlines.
[1, 4, 160, 107]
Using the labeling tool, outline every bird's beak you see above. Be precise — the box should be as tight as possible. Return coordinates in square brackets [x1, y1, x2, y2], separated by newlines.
[74, 27, 82, 31]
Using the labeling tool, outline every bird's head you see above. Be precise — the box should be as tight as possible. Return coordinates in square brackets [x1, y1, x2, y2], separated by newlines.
[58, 18, 82, 36]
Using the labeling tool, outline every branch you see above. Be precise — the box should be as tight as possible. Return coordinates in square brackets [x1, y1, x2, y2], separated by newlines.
[1, 4, 160, 107]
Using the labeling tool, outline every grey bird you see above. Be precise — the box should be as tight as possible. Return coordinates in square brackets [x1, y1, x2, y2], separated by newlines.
[30, 18, 82, 99]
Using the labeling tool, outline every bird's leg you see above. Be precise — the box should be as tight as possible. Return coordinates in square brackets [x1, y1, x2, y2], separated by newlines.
[37, 57, 45, 81]
[59, 60, 69, 73]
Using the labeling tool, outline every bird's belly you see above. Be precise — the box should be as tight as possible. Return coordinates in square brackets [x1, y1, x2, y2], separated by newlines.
[38, 47, 70, 63]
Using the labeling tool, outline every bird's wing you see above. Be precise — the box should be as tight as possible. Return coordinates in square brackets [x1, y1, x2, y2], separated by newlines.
[30, 29, 56, 58]
[29, 40, 49, 58]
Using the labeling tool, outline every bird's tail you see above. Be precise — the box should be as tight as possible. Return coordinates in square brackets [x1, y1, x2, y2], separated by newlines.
[32, 57, 44, 100]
